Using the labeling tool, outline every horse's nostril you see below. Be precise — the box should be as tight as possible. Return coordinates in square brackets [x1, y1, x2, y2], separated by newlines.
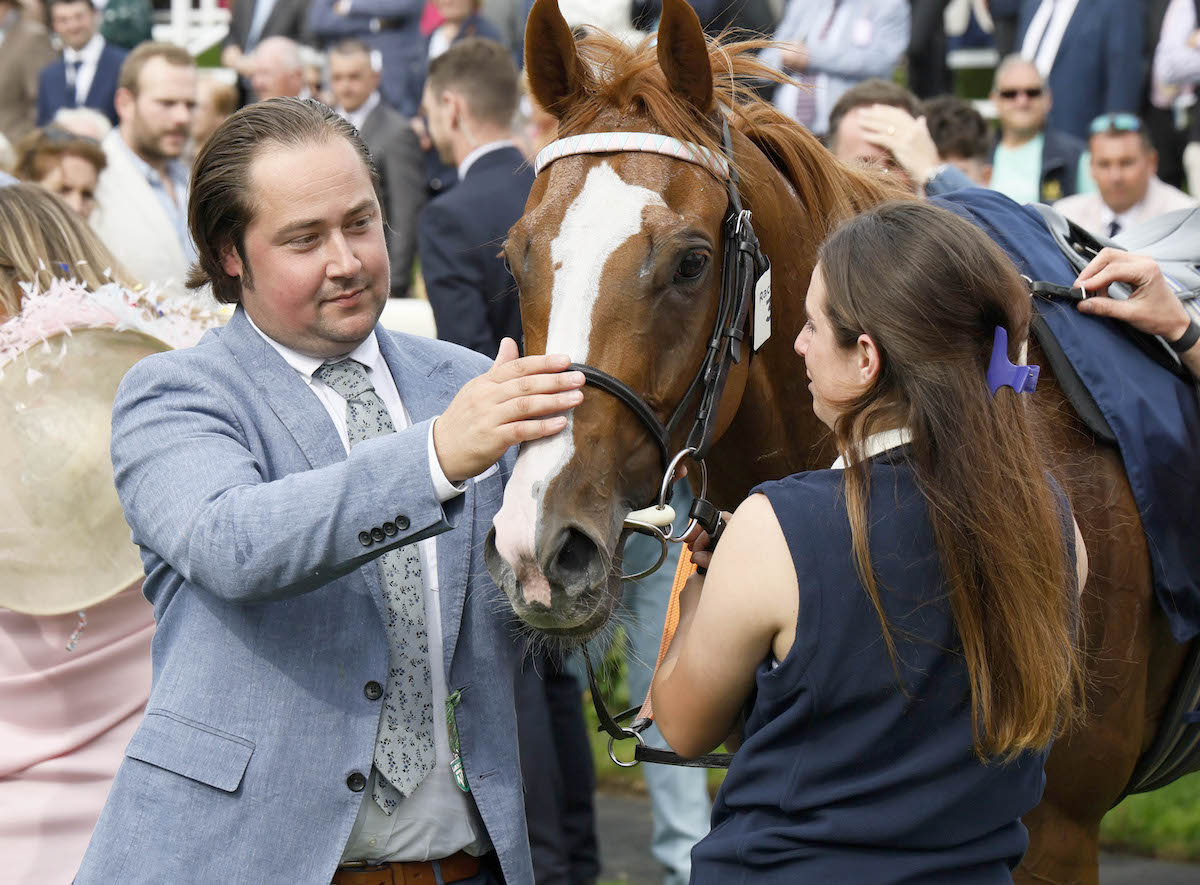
[548, 528, 602, 596]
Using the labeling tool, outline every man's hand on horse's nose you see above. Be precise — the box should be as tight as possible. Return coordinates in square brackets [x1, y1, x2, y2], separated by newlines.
[433, 338, 586, 483]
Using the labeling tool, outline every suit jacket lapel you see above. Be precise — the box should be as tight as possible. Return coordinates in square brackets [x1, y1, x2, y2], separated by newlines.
[376, 330, 473, 674]
[219, 307, 347, 470]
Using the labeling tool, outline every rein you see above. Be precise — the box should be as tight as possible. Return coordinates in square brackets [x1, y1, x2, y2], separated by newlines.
[534, 118, 770, 769]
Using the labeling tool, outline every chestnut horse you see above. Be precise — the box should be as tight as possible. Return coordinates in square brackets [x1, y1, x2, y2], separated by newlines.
[485, 1, 1189, 881]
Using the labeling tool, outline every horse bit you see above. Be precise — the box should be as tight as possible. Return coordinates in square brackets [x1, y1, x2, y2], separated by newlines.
[532, 117, 771, 767]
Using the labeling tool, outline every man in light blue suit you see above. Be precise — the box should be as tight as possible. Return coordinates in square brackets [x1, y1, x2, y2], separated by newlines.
[75, 97, 585, 884]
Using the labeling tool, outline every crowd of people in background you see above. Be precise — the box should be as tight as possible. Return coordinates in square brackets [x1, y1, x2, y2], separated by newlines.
[2, 1, 1200, 884]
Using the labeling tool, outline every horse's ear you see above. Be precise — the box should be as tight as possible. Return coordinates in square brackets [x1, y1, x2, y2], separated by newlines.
[525, 0, 587, 120]
[656, 0, 714, 112]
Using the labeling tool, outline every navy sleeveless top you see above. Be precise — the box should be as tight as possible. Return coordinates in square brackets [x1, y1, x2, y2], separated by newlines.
[691, 454, 1073, 884]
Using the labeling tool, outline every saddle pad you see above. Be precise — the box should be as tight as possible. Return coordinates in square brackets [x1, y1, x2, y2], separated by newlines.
[934, 188, 1200, 643]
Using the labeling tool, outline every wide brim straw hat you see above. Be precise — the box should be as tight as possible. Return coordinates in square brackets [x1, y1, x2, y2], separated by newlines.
[0, 279, 219, 615]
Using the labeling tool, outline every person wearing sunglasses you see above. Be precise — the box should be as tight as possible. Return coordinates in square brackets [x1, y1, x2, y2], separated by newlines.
[1054, 113, 1197, 239]
[988, 54, 1092, 205]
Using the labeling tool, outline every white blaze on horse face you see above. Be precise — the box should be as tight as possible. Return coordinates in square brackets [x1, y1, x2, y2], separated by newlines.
[493, 162, 667, 605]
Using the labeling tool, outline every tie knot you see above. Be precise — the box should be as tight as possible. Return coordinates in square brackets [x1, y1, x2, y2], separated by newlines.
[315, 358, 375, 401]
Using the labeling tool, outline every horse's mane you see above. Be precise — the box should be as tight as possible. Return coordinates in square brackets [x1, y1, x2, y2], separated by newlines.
[560, 31, 906, 228]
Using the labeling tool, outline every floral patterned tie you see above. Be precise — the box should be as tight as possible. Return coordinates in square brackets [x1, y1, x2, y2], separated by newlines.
[315, 358, 435, 812]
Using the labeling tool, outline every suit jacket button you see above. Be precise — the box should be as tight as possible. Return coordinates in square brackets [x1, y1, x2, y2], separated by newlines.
[364, 681, 383, 701]
[383, 521, 398, 537]
[347, 771, 367, 792]
[371, 527, 385, 542]
[358, 531, 372, 547]
[396, 515, 409, 531]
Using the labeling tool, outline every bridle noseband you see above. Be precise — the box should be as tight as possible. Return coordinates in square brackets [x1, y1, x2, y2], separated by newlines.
[533, 119, 771, 549]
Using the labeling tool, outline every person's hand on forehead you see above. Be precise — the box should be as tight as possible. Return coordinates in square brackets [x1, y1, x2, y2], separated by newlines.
[855, 104, 941, 190]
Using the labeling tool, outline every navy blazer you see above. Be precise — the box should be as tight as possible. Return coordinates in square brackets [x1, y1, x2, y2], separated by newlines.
[418, 145, 531, 357]
[1016, 0, 1143, 141]
[36, 41, 126, 127]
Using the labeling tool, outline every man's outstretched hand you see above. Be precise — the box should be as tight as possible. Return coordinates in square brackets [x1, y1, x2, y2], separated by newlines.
[434, 338, 585, 483]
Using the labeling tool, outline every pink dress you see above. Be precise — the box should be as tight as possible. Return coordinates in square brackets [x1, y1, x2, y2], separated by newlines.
[0, 585, 154, 884]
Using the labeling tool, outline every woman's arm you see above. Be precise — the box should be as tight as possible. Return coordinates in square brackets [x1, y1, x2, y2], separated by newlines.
[651, 493, 799, 758]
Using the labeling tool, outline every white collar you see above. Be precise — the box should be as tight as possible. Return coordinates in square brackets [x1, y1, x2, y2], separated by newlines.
[245, 311, 382, 383]
[830, 427, 913, 470]
[64, 33, 104, 65]
[1099, 188, 1150, 231]
[339, 91, 381, 132]
[457, 139, 515, 180]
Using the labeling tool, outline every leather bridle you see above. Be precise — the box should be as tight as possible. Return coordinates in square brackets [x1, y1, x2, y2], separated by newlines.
[532, 117, 770, 769]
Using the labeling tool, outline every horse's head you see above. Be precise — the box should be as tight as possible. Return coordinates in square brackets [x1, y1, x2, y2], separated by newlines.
[486, 0, 893, 639]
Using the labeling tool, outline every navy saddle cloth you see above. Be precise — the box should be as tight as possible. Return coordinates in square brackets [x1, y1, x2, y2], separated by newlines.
[933, 188, 1200, 644]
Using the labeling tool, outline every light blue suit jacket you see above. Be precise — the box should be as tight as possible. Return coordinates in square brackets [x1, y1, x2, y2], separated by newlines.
[75, 308, 532, 884]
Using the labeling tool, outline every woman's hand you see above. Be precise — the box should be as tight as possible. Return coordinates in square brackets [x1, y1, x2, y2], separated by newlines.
[682, 511, 733, 571]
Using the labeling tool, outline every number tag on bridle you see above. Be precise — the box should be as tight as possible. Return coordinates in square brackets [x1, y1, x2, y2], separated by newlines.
[753, 258, 772, 351]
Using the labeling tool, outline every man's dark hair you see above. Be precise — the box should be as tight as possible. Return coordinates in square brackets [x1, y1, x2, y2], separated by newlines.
[330, 37, 373, 58]
[425, 38, 519, 129]
[827, 78, 920, 148]
[187, 98, 379, 304]
[921, 96, 990, 163]
[47, 0, 96, 12]
[118, 41, 194, 96]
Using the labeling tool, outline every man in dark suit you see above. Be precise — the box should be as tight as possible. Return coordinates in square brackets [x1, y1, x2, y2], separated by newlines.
[220, 0, 311, 97]
[418, 38, 529, 356]
[330, 38, 426, 297]
[1016, 0, 1144, 141]
[36, 0, 126, 127]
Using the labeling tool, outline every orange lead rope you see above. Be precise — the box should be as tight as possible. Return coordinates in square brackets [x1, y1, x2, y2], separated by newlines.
[636, 554, 698, 725]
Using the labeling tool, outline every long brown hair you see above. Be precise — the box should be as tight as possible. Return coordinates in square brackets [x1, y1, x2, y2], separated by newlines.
[817, 200, 1086, 760]
[0, 184, 137, 319]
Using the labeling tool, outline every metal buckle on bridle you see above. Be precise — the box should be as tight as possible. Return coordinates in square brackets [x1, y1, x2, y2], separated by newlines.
[622, 448, 709, 580]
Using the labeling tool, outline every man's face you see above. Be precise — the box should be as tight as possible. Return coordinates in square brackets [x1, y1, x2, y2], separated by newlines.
[1090, 133, 1156, 215]
[225, 138, 390, 359]
[992, 63, 1050, 139]
[421, 83, 456, 166]
[329, 51, 379, 114]
[252, 48, 303, 100]
[433, 0, 475, 23]
[831, 106, 915, 192]
[119, 57, 197, 163]
[51, 0, 96, 51]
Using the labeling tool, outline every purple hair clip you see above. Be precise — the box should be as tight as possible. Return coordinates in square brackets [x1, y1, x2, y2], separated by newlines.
[986, 326, 1040, 397]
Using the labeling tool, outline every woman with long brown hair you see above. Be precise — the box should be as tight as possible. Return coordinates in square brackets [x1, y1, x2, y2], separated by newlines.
[652, 200, 1088, 884]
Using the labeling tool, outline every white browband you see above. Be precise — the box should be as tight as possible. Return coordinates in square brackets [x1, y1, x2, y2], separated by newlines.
[533, 130, 730, 180]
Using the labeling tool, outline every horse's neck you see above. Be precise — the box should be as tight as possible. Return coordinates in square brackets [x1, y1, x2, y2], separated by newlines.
[705, 164, 843, 504]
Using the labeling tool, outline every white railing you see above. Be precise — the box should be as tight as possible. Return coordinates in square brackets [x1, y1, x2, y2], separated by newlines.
[152, 0, 231, 57]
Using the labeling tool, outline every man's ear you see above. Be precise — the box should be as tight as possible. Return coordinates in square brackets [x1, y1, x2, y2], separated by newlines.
[113, 87, 134, 124]
[220, 240, 243, 279]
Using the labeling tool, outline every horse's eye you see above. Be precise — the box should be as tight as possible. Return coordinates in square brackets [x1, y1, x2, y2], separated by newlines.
[674, 250, 709, 283]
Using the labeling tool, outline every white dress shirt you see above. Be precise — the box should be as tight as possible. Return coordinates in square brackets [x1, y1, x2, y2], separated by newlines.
[1021, 0, 1080, 79]
[457, 139, 517, 180]
[339, 90, 382, 134]
[63, 33, 105, 106]
[245, 316, 490, 863]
